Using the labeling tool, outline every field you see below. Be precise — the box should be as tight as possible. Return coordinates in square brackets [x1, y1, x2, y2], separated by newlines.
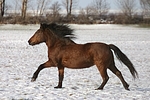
[0, 24, 150, 100]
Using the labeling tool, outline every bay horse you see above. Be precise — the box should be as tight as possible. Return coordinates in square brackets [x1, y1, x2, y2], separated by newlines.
[28, 23, 138, 90]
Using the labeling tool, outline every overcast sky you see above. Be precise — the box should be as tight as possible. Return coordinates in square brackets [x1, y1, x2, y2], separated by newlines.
[6, 0, 117, 9]
[6, 0, 141, 11]
[79, 0, 118, 9]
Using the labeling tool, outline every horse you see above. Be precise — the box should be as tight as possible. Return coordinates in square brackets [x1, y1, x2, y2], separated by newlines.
[28, 23, 138, 90]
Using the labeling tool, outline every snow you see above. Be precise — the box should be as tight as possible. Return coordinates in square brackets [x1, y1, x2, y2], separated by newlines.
[0, 24, 150, 100]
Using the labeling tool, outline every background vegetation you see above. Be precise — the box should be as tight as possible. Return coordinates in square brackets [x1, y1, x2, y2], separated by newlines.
[0, 0, 150, 24]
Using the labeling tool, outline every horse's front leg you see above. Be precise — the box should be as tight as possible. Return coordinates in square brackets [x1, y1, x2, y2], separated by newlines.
[54, 67, 64, 88]
[31, 60, 52, 82]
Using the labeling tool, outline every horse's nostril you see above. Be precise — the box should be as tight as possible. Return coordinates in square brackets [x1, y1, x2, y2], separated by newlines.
[28, 40, 30, 44]
[28, 40, 32, 45]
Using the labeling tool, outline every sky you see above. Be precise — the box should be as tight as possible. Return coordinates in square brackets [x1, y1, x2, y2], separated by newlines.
[78, 0, 116, 9]
[6, 0, 109, 8]
[75, 0, 140, 10]
[6, 0, 141, 12]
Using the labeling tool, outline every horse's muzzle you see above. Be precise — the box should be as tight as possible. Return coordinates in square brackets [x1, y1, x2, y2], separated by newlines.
[28, 40, 34, 45]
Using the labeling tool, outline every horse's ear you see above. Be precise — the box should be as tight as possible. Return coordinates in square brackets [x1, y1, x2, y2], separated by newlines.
[40, 23, 44, 29]
[40, 23, 47, 30]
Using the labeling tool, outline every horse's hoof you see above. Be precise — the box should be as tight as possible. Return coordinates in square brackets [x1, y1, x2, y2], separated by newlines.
[124, 84, 130, 91]
[31, 78, 36, 82]
[54, 86, 62, 88]
[95, 88, 103, 90]
[125, 88, 130, 91]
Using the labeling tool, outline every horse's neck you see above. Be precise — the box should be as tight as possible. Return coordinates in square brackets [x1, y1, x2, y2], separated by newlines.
[46, 38, 76, 61]
[45, 30, 75, 47]
[46, 37, 75, 48]
[63, 38, 76, 45]
[45, 33, 58, 47]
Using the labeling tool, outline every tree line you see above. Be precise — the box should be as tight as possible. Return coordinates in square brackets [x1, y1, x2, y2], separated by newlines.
[0, 0, 150, 24]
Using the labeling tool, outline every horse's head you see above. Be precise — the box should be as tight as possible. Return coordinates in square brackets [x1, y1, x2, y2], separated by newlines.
[28, 24, 47, 46]
[28, 23, 75, 46]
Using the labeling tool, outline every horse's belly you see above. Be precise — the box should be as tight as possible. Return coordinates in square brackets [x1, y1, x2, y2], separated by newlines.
[62, 59, 94, 69]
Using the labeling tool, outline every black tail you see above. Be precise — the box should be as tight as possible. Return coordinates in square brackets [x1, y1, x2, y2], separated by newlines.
[109, 44, 138, 79]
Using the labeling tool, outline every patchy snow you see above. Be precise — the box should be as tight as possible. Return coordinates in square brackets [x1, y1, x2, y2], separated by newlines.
[0, 24, 150, 100]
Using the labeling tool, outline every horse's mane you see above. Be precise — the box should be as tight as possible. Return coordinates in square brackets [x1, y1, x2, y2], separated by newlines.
[41, 23, 75, 40]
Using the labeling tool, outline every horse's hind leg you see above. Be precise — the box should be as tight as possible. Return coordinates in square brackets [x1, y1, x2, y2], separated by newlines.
[109, 65, 130, 90]
[96, 66, 109, 90]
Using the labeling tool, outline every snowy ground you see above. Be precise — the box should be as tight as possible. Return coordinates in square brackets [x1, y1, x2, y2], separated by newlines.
[0, 24, 150, 100]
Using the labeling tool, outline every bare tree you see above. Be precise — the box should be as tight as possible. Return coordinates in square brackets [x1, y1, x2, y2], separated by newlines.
[22, 0, 28, 19]
[10, 0, 22, 16]
[62, 0, 69, 15]
[92, 0, 110, 17]
[140, 0, 150, 10]
[0, 0, 5, 17]
[85, 5, 95, 16]
[140, 0, 150, 16]
[78, 8, 86, 19]
[49, 1, 61, 21]
[14, 0, 20, 15]
[62, 0, 78, 17]
[116, 0, 137, 19]
[36, 0, 51, 16]
[69, 0, 73, 16]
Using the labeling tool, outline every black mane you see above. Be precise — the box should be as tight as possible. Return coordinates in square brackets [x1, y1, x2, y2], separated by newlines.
[41, 23, 75, 40]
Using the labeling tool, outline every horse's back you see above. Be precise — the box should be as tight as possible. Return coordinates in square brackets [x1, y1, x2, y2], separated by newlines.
[85, 42, 110, 54]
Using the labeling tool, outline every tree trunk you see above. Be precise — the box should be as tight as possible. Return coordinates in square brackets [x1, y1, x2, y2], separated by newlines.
[69, 0, 72, 16]
[0, 0, 5, 17]
[66, 0, 69, 15]
[22, 0, 28, 19]
[39, 0, 45, 15]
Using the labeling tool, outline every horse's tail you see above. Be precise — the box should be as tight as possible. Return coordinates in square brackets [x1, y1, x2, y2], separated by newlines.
[109, 44, 138, 79]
